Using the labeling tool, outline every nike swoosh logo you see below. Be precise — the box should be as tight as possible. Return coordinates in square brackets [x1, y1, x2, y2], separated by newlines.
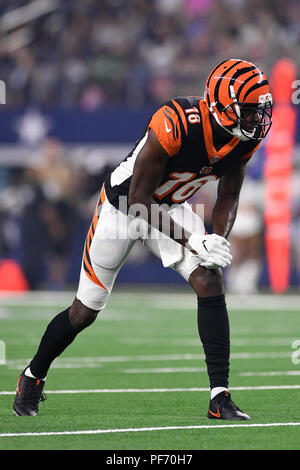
[164, 119, 172, 133]
[208, 408, 221, 418]
[202, 240, 209, 253]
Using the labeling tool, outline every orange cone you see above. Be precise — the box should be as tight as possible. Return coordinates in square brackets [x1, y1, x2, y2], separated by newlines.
[0, 259, 29, 291]
[264, 58, 296, 294]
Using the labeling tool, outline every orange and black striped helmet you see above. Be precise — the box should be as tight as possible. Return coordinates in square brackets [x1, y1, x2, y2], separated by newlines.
[204, 59, 272, 141]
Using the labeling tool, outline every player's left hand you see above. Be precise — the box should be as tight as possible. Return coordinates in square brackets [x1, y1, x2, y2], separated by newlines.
[200, 249, 233, 269]
[199, 237, 233, 269]
[200, 260, 228, 269]
[188, 232, 232, 268]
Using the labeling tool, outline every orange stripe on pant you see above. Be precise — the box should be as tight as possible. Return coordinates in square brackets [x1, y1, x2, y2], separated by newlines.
[83, 184, 108, 291]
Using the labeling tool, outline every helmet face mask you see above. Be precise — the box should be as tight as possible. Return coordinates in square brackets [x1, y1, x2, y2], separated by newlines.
[223, 101, 273, 141]
[205, 59, 273, 142]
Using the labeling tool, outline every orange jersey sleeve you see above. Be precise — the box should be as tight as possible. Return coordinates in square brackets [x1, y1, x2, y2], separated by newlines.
[148, 105, 183, 157]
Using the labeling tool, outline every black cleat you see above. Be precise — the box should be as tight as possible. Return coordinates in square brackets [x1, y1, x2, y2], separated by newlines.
[13, 369, 46, 416]
[207, 391, 251, 420]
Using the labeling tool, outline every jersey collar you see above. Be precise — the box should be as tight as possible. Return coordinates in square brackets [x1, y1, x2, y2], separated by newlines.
[199, 100, 240, 163]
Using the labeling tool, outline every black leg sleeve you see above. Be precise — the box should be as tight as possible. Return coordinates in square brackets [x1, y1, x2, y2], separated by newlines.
[29, 308, 78, 379]
[197, 295, 230, 389]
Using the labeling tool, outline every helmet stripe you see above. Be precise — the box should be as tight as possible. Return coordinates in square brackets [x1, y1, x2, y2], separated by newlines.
[206, 59, 228, 86]
[236, 72, 261, 101]
[214, 60, 243, 104]
[205, 59, 229, 107]
[242, 80, 269, 101]
[229, 66, 256, 88]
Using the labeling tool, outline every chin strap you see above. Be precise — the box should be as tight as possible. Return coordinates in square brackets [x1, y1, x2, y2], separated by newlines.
[209, 102, 250, 141]
[231, 126, 253, 141]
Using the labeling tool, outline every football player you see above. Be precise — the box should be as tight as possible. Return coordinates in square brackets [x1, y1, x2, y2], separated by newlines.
[13, 59, 272, 420]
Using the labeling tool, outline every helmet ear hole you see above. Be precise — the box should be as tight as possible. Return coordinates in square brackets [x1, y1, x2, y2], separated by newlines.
[224, 105, 237, 120]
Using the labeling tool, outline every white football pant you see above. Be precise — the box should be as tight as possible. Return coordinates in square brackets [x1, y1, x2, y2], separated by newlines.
[76, 185, 205, 311]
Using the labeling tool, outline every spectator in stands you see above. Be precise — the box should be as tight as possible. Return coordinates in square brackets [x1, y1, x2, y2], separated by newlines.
[23, 138, 77, 289]
[1, 0, 299, 108]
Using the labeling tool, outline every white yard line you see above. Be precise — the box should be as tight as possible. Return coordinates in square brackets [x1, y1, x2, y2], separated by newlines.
[3, 351, 293, 371]
[121, 337, 297, 347]
[241, 371, 300, 376]
[4, 350, 293, 369]
[1, 384, 300, 396]
[1, 422, 300, 438]
[0, 291, 299, 310]
[124, 368, 300, 375]
[124, 367, 207, 373]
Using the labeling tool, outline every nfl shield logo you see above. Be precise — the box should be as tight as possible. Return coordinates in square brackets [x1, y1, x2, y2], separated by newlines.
[211, 156, 221, 164]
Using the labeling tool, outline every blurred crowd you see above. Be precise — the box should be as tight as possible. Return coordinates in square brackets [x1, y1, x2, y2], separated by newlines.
[1, 0, 300, 108]
[1, 137, 300, 292]
[0, 0, 300, 292]
[0, 137, 114, 289]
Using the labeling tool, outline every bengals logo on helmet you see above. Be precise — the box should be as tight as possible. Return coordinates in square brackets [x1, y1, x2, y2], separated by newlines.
[204, 59, 273, 141]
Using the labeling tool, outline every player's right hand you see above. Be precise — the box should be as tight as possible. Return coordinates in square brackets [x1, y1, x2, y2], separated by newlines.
[188, 232, 232, 269]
